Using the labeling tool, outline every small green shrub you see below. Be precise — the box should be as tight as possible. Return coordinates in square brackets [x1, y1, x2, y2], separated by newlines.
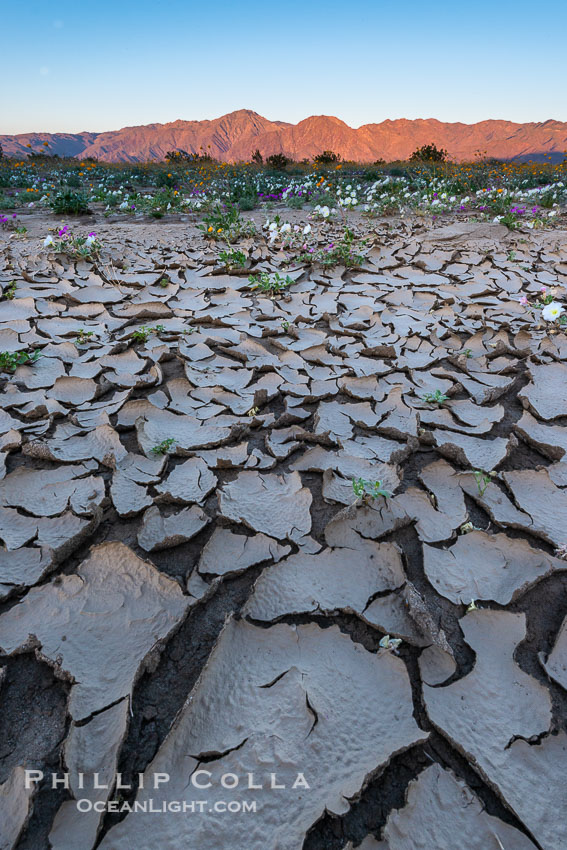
[49, 190, 91, 215]
[352, 478, 393, 501]
[313, 150, 341, 164]
[0, 349, 41, 372]
[151, 438, 176, 455]
[409, 143, 448, 163]
[421, 389, 449, 406]
[265, 153, 291, 170]
[247, 271, 293, 296]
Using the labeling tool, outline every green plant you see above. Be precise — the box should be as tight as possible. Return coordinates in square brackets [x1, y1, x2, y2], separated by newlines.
[131, 325, 165, 343]
[151, 438, 176, 455]
[44, 229, 101, 258]
[75, 329, 95, 345]
[462, 348, 473, 358]
[300, 227, 366, 268]
[313, 150, 341, 165]
[251, 149, 263, 165]
[265, 153, 291, 170]
[3, 281, 17, 300]
[247, 271, 293, 296]
[238, 195, 257, 211]
[286, 196, 304, 209]
[0, 349, 41, 372]
[409, 143, 448, 163]
[473, 469, 497, 497]
[199, 204, 255, 241]
[421, 389, 449, 406]
[352, 478, 393, 501]
[49, 190, 91, 215]
[158, 278, 170, 288]
[218, 248, 246, 269]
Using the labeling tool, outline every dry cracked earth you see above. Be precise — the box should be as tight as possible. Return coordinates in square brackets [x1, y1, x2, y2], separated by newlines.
[1, 209, 567, 850]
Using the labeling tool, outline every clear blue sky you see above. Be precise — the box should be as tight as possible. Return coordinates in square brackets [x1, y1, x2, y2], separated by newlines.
[2, 0, 566, 134]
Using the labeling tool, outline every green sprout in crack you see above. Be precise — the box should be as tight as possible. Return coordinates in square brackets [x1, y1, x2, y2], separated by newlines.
[352, 477, 393, 502]
[3, 281, 17, 301]
[0, 349, 41, 373]
[473, 469, 497, 497]
[467, 600, 479, 613]
[75, 329, 95, 345]
[150, 438, 176, 456]
[421, 389, 449, 406]
[281, 319, 291, 332]
[247, 271, 293, 297]
[131, 325, 166, 343]
[158, 278, 170, 288]
[218, 248, 247, 269]
[462, 348, 473, 358]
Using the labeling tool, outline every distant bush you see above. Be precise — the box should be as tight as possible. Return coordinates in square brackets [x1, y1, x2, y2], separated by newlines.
[313, 150, 341, 164]
[164, 147, 214, 163]
[0, 143, 3, 160]
[157, 171, 176, 188]
[238, 195, 256, 211]
[409, 143, 448, 163]
[287, 196, 304, 209]
[49, 190, 91, 215]
[251, 149, 263, 165]
[27, 152, 59, 160]
[165, 150, 192, 162]
[265, 153, 291, 170]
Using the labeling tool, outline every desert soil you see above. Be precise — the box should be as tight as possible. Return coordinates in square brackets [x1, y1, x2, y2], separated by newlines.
[1, 206, 567, 850]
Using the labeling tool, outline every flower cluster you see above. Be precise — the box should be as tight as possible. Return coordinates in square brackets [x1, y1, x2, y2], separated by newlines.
[520, 287, 566, 325]
[43, 227, 101, 258]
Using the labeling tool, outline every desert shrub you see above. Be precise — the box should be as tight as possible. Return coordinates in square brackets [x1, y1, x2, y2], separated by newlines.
[157, 171, 177, 188]
[286, 196, 304, 209]
[265, 153, 291, 170]
[49, 190, 91, 215]
[409, 143, 448, 163]
[251, 149, 263, 165]
[164, 150, 192, 162]
[313, 150, 341, 164]
[238, 195, 256, 211]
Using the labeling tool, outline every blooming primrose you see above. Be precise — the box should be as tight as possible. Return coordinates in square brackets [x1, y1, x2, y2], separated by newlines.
[541, 302, 564, 322]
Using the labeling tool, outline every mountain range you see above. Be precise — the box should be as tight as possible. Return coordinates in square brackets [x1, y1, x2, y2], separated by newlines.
[2, 110, 566, 163]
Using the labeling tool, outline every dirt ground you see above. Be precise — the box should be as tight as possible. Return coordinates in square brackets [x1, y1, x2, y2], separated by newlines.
[1, 206, 566, 850]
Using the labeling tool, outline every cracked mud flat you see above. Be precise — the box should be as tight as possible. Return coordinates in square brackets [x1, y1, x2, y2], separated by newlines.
[1, 207, 567, 850]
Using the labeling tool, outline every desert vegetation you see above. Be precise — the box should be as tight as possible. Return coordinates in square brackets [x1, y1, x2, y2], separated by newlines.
[0, 144, 567, 850]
